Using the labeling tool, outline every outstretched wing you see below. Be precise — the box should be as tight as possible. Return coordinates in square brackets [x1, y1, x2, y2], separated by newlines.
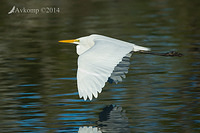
[108, 52, 133, 84]
[77, 39, 134, 100]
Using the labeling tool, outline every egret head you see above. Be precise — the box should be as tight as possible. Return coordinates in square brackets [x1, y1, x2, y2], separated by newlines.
[59, 36, 95, 55]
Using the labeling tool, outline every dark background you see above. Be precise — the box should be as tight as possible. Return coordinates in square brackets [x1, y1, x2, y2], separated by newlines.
[0, 0, 200, 132]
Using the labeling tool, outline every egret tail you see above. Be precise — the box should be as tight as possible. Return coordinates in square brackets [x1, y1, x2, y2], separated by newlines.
[133, 45, 151, 52]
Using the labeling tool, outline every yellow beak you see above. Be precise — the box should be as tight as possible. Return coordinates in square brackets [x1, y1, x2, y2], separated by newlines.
[58, 39, 79, 43]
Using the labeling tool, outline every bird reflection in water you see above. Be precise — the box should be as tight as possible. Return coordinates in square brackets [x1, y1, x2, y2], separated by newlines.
[78, 126, 101, 133]
[78, 105, 130, 133]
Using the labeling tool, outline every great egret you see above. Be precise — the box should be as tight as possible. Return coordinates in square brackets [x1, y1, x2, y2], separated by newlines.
[59, 34, 151, 100]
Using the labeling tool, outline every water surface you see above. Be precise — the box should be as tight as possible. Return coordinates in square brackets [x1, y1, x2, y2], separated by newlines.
[0, 0, 200, 132]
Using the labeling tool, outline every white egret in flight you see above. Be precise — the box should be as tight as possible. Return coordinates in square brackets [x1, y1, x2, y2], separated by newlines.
[59, 34, 151, 100]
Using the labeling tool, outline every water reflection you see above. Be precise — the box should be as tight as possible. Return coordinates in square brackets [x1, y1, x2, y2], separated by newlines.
[97, 105, 130, 133]
[78, 126, 101, 133]
[79, 105, 129, 133]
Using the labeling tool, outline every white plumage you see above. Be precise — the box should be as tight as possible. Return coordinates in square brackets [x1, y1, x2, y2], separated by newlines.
[59, 34, 150, 100]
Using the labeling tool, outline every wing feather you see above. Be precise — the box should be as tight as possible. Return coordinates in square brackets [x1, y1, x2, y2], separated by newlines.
[108, 52, 133, 84]
[77, 39, 134, 100]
